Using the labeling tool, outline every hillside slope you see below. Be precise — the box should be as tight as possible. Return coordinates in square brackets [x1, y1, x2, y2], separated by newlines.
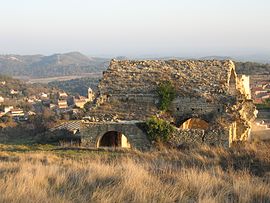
[0, 52, 109, 77]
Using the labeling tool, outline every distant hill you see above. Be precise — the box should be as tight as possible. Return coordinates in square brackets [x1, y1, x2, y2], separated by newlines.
[199, 56, 234, 61]
[0, 52, 110, 78]
[198, 56, 270, 75]
[234, 62, 270, 75]
[1, 52, 269, 78]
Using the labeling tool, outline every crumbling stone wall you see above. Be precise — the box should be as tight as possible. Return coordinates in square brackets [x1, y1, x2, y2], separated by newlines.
[170, 128, 229, 147]
[90, 59, 257, 147]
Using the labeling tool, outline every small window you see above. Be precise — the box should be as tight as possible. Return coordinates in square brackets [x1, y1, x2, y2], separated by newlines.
[218, 108, 220, 112]
[176, 107, 180, 111]
[191, 108, 195, 111]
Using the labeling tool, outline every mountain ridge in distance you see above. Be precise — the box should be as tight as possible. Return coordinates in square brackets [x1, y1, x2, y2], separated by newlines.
[0, 52, 110, 78]
[0, 52, 269, 78]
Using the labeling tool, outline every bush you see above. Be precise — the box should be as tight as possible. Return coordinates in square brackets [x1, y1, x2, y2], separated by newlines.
[146, 116, 174, 142]
[157, 81, 176, 111]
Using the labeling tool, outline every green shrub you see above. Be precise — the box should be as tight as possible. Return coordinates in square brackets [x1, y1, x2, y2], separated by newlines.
[146, 116, 174, 142]
[157, 81, 176, 111]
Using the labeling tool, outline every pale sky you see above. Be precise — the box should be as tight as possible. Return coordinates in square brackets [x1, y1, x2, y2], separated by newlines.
[0, 0, 269, 57]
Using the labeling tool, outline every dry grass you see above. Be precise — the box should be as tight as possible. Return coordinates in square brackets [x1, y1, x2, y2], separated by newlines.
[0, 143, 270, 203]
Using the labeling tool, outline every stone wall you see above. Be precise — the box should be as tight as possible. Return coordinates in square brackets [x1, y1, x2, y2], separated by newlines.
[170, 128, 229, 147]
[99, 59, 235, 97]
[80, 121, 150, 150]
[93, 60, 238, 122]
[88, 59, 257, 148]
[170, 97, 224, 123]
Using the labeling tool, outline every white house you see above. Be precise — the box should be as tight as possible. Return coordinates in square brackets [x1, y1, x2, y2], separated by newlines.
[0, 96, 4, 103]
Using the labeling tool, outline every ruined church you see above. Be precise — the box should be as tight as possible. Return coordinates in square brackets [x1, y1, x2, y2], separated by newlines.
[79, 59, 257, 149]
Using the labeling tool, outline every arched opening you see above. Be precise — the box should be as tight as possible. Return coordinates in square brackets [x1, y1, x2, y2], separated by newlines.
[179, 118, 209, 130]
[229, 69, 237, 95]
[98, 131, 131, 148]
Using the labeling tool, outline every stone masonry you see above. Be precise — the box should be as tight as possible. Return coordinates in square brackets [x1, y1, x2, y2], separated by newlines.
[81, 59, 257, 148]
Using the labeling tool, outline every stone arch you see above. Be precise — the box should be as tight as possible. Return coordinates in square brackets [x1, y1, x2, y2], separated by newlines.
[179, 118, 209, 130]
[97, 131, 131, 148]
[228, 68, 237, 95]
[81, 122, 151, 150]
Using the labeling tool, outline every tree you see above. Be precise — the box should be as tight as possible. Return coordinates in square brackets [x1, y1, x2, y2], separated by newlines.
[157, 81, 176, 111]
[146, 116, 174, 142]
[84, 101, 92, 111]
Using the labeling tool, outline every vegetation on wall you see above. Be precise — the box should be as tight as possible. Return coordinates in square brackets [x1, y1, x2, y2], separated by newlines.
[146, 116, 174, 142]
[157, 81, 176, 111]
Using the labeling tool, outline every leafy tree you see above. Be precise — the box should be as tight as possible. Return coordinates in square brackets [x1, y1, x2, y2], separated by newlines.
[146, 116, 174, 142]
[157, 81, 176, 111]
[264, 98, 270, 106]
[84, 101, 92, 111]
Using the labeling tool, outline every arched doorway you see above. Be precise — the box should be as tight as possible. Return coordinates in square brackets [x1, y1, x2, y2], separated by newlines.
[98, 131, 131, 148]
[179, 118, 209, 130]
[229, 69, 237, 95]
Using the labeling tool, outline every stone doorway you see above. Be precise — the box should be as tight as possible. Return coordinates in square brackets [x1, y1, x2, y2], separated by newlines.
[98, 131, 131, 148]
[179, 118, 209, 130]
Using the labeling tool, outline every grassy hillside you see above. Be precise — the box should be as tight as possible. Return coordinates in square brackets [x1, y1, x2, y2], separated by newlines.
[0, 143, 269, 202]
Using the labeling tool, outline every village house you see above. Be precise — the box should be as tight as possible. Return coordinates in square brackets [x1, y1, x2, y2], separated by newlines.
[58, 91, 68, 100]
[26, 96, 36, 104]
[0, 96, 4, 103]
[3, 106, 14, 114]
[40, 92, 49, 100]
[251, 80, 270, 104]
[10, 89, 19, 95]
[9, 108, 25, 117]
[57, 99, 68, 109]
[73, 96, 89, 109]
[0, 111, 5, 118]
[72, 88, 95, 109]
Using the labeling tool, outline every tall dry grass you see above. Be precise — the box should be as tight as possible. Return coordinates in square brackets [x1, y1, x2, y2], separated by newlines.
[0, 143, 270, 203]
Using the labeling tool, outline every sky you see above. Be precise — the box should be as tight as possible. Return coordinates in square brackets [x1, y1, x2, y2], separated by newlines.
[0, 0, 270, 58]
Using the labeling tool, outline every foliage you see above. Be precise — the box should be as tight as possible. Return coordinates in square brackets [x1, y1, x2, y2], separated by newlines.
[84, 101, 92, 111]
[157, 81, 176, 111]
[146, 116, 174, 142]
[264, 98, 270, 105]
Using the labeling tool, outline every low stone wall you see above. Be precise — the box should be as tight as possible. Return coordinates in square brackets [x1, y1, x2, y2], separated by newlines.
[170, 128, 229, 147]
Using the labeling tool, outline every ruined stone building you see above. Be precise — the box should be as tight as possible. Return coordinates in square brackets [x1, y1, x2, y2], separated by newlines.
[77, 60, 257, 149]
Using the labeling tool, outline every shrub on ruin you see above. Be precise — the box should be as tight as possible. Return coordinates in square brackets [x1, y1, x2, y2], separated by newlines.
[157, 81, 176, 111]
[146, 116, 174, 142]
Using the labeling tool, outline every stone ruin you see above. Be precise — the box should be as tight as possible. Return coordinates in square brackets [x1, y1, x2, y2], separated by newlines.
[80, 59, 257, 149]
